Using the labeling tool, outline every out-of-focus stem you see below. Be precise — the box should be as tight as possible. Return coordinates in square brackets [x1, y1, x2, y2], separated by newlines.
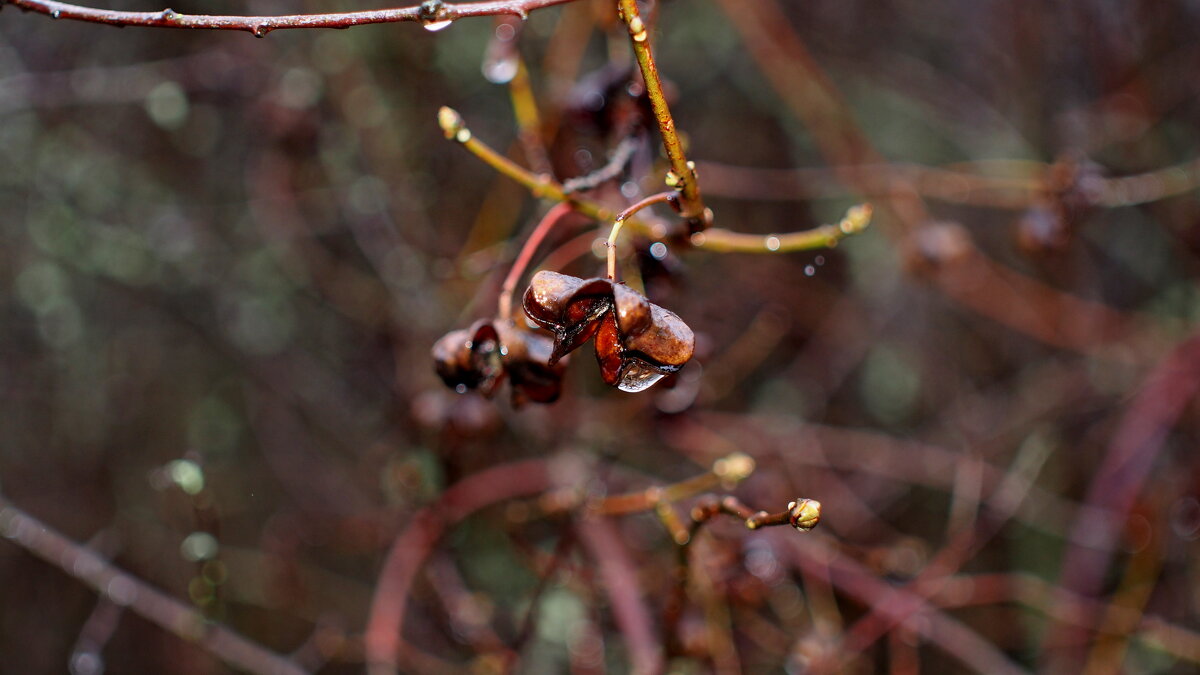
[591, 452, 757, 516]
[508, 58, 553, 176]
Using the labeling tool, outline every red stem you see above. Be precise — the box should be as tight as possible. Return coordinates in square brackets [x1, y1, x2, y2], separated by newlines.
[5, 0, 577, 36]
[364, 458, 554, 675]
[498, 202, 578, 321]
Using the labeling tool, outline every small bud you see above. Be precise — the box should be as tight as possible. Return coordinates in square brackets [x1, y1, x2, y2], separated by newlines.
[437, 106, 464, 139]
[713, 452, 756, 483]
[788, 499, 821, 532]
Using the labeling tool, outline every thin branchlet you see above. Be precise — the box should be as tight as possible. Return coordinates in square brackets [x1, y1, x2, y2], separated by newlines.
[4, 0, 574, 35]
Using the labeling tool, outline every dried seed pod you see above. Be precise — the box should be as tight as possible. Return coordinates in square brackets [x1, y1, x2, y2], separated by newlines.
[492, 320, 565, 405]
[522, 270, 695, 392]
[523, 271, 613, 364]
[431, 319, 566, 406]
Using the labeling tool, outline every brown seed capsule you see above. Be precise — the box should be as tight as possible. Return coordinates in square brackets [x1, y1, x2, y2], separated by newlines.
[522, 270, 695, 392]
[431, 319, 566, 406]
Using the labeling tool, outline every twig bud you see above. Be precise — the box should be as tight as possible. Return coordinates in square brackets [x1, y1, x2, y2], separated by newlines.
[788, 499, 821, 532]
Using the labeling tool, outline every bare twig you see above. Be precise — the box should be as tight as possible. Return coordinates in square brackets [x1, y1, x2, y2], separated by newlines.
[690, 204, 872, 254]
[1044, 333, 1200, 670]
[365, 458, 560, 675]
[439, 107, 870, 255]
[0, 497, 305, 675]
[577, 516, 664, 675]
[4, 0, 576, 36]
[616, 0, 706, 224]
[607, 191, 677, 280]
[590, 452, 757, 517]
[498, 203, 581, 321]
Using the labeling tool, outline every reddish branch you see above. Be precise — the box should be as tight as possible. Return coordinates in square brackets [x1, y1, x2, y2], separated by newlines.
[713, 0, 1156, 358]
[577, 517, 665, 675]
[783, 535, 1031, 675]
[364, 458, 556, 675]
[0, 497, 305, 675]
[1043, 333, 1200, 669]
[3, 0, 576, 36]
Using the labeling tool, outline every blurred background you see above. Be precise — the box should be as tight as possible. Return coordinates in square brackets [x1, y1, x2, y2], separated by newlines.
[2, 0, 1199, 672]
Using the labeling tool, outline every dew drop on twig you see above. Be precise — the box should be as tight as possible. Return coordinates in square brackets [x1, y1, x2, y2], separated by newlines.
[423, 19, 453, 32]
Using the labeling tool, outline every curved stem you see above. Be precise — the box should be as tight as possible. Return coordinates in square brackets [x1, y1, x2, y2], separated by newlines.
[498, 203, 577, 320]
[606, 191, 677, 280]
[4, 0, 576, 35]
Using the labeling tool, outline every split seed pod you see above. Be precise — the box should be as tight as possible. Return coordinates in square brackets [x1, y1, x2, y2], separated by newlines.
[432, 319, 566, 406]
[523, 270, 694, 392]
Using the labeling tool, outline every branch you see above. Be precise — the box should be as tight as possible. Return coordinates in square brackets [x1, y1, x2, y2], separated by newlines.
[0, 496, 305, 675]
[364, 458, 558, 675]
[3, 0, 576, 36]
[617, 0, 708, 224]
[577, 517, 664, 675]
[439, 108, 870, 255]
[690, 204, 872, 253]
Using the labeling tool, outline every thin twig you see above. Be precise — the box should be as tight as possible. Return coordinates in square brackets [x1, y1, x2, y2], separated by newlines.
[617, 0, 707, 224]
[691, 204, 872, 253]
[365, 458, 560, 675]
[563, 134, 643, 194]
[500, 30, 553, 176]
[590, 452, 757, 517]
[4, 0, 576, 36]
[438, 106, 649, 229]
[607, 191, 677, 280]
[0, 497, 305, 675]
[439, 108, 870, 256]
[577, 516, 664, 675]
[497, 203, 579, 320]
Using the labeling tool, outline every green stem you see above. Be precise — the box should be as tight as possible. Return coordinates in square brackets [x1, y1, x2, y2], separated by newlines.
[617, 0, 707, 222]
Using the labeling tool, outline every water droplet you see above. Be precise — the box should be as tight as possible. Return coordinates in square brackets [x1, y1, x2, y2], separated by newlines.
[804, 265, 816, 276]
[632, 30, 648, 43]
[423, 19, 453, 32]
[159, 8, 178, 21]
[1171, 496, 1200, 540]
[180, 531, 219, 562]
[454, 383, 467, 394]
[649, 242, 668, 260]
[617, 361, 666, 393]
[51, 9, 61, 18]
[514, 8, 528, 20]
[499, 345, 509, 356]
[765, 236, 780, 251]
[482, 55, 518, 84]
[70, 650, 103, 675]
[815, 255, 825, 266]
[252, 23, 269, 38]
[106, 576, 137, 606]
[495, 22, 516, 41]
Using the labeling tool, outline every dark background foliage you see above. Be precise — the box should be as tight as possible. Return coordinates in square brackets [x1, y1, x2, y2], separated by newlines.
[2, 0, 1199, 672]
